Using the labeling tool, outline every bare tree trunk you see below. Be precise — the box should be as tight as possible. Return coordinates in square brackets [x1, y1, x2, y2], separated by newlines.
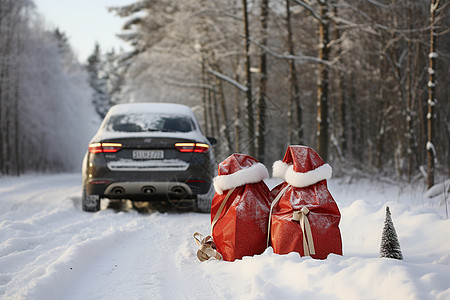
[405, 5, 418, 180]
[13, 7, 25, 175]
[13, 50, 20, 175]
[338, 77, 346, 155]
[242, 0, 255, 157]
[427, 0, 438, 189]
[257, 0, 269, 163]
[0, 1, 4, 174]
[216, 75, 232, 153]
[286, 0, 302, 146]
[235, 96, 241, 153]
[349, 74, 358, 161]
[0, 0, 19, 175]
[201, 56, 209, 136]
[211, 78, 222, 141]
[207, 77, 215, 139]
[332, 0, 346, 156]
[317, 0, 330, 162]
[0, 44, 5, 174]
[234, 60, 241, 153]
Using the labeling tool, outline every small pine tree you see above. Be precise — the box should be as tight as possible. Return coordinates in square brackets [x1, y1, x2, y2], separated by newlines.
[380, 206, 403, 260]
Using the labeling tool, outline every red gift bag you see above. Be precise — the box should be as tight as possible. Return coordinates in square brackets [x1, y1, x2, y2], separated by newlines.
[210, 154, 271, 262]
[269, 146, 342, 259]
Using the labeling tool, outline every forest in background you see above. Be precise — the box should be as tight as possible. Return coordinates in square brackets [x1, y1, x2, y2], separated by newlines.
[0, 0, 99, 175]
[1, 0, 449, 189]
[108, 0, 449, 187]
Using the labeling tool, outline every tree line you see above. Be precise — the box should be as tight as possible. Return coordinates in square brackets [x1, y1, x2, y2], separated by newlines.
[0, 0, 98, 175]
[1, 0, 448, 188]
[108, 0, 449, 187]
[86, 42, 126, 119]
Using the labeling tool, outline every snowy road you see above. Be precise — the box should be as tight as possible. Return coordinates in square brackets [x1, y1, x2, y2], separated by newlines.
[0, 174, 220, 299]
[1, 174, 449, 299]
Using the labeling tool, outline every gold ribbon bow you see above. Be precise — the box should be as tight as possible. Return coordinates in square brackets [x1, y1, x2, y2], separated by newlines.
[193, 188, 235, 262]
[193, 233, 222, 262]
[292, 206, 316, 256]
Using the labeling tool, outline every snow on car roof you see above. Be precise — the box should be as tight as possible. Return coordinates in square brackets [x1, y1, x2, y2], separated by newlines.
[107, 103, 195, 117]
[92, 103, 207, 143]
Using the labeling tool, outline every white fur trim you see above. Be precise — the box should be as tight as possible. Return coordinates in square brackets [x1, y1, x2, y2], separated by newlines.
[213, 163, 269, 195]
[272, 161, 290, 180]
[285, 163, 332, 188]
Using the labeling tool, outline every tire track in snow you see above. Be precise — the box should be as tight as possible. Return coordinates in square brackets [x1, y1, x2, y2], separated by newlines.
[0, 174, 146, 299]
[2, 210, 150, 299]
[1, 174, 227, 299]
[60, 212, 228, 300]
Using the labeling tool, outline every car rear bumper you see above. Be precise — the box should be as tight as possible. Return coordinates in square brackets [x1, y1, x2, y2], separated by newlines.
[83, 150, 214, 201]
[86, 177, 212, 201]
[104, 181, 193, 200]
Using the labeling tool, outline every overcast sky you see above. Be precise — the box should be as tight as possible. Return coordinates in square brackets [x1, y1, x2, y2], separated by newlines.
[33, 0, 135, 63]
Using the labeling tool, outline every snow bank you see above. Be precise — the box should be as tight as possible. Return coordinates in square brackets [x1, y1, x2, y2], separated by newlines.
[425, 179, 450, 199]
[0, 175, 449, 299]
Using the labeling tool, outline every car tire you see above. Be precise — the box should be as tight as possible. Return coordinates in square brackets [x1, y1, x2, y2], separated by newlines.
[81, 185, 101, 212]
[195, 184, 214, 213]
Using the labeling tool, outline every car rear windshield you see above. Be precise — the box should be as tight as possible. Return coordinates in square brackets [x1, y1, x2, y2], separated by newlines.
[104, 113, 195, 133]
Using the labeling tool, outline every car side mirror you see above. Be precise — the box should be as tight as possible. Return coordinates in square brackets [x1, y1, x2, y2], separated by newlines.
[207, 137, 217, 146]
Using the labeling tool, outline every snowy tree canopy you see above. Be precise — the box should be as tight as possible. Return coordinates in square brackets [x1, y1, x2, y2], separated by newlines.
[107, 0, 450, 179]
[87, 43, 112, 118]
[0, 0, 99, 175]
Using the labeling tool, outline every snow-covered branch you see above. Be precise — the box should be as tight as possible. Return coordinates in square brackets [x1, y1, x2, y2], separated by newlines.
[107, 1, 147, 18]
[425, 179, 450, 198]
[291, 0, 325, 24]
[251, 39, 331, 65]
[206, 67, 248, 92]
[193, 8, 243, 22]
[162, 77, 214, 92]
[349, 0, 391, 9]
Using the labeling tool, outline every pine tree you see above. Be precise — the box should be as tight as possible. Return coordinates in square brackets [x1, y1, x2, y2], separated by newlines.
[103, 49, 125, 106]
[380, 206, 403, 260]
[86, 43, 111, 118]
[54, 29, 69, 54]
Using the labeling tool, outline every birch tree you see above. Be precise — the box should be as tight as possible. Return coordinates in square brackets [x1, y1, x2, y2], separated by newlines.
[426, 0, 438, 189]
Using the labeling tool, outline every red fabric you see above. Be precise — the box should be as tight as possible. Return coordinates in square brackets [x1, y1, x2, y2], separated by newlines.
[211, 154, 271, 262]
[283, 145, 326, 173]
[216, 153, 258, 176]
[270, 146, 342, 259]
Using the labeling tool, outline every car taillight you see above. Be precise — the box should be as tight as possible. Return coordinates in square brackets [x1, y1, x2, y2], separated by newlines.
[102, 143, 123, 153]
[175, 142, 210, 153]
[88, 143, 103, 153]
[89, 143, 122, 153]
[193, 143, 210, 153]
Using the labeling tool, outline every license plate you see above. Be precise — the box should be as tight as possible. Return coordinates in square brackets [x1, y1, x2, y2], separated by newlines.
[132, 150, 164, 159]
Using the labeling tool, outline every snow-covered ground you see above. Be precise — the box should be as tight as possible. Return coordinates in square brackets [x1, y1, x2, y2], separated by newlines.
[0, 174, 449, 300]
